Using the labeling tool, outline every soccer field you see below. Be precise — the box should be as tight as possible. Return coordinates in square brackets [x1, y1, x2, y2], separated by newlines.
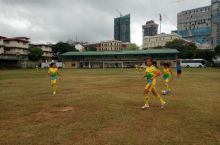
[0, 68, 220, 145]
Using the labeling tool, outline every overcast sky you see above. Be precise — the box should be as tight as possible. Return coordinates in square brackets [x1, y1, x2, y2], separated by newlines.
[0, 0, 211, 46]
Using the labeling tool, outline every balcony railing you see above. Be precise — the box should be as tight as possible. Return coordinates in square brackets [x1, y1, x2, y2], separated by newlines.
[0, 55, 28, 60]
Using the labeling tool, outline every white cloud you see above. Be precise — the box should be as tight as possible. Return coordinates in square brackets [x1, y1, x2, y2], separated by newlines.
[0, 0, 211, 45]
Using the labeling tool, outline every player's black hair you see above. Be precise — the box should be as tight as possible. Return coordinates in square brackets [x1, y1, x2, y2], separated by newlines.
[50, 63, 56, 67]
[164, 63, 170, 68]
[146, 57, 153, 62]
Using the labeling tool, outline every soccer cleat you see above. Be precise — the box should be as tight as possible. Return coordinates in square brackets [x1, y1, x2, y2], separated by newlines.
[141, 104, 150, 109]
[161, 102, 166, 109]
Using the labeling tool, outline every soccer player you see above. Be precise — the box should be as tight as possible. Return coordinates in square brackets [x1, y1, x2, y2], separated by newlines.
[141, 58, 166, 109]
[176, 60, 182, 79]
[162, 63, 173, 94]
[48, 63, 60, 95]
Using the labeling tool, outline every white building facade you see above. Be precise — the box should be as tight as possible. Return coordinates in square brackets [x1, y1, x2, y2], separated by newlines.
[3, 37, 30, 56]
[143, 33, 182, 49]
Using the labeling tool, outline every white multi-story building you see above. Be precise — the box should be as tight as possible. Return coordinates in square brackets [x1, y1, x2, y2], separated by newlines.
[143, 33, 182, 49]
[177, 0, 220, 48]
[4, 37, 30, 56]
[0, 36, 6, 54]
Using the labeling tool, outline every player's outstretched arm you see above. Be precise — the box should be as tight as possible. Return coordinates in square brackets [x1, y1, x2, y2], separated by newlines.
[142, 74, 146, 80]
[151, 71, 161, 80]
[170, 69, 174, 80]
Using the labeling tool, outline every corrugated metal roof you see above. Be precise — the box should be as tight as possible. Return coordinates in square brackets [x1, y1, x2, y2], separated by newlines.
[61, 49, 179, 56]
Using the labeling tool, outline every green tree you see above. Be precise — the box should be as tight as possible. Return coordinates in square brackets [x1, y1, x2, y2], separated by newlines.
[154, 46, 164, 49]
[194, 49, 214, 62]
[52, 42, 78, 55]
[123, 44, 139, 51]
[215, 45, 220, 56]
[86, 47, 97, 51]
[165, 39, 197, 59]
[29, 48, 43, 61]
[165, 39, 197, 51]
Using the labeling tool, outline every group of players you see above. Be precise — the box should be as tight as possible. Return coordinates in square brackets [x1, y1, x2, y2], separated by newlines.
[141, 58, 181, 109]
[47, 58, 182, 109]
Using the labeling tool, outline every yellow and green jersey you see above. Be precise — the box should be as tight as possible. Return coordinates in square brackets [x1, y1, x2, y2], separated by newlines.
[163, 68, 171, 80]
[145, 65, 159, 83]
[48, 67, 59, 80]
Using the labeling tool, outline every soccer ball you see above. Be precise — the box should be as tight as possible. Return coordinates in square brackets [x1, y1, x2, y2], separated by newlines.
[161, 90, 167, 95]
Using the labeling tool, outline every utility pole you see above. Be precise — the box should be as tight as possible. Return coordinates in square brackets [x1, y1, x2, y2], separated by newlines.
[159, 13, 162, 34]
[75, 33, 78, 43]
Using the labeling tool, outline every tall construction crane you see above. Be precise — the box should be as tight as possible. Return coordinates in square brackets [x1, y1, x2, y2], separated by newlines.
[158, 13, 177, 34]
[163, 14, 177, 29]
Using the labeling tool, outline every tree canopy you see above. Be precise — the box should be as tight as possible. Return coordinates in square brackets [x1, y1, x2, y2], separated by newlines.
[165, 39, 197, 59]
[86, 47, 97, 51]
[123, 44, 139, 51]
[52, 42, 78, 55]
[28, 47, 43, 61]
[215, 45, 220, 56]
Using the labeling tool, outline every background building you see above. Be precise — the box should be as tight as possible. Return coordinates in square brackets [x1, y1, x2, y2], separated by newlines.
[143, 33, 182, 49]
[98, 40, 128, 51]
[211, 0, 220, 48]
[0, 36, 6, 54]
[114, 14, 130, 42]
[30, 44, 53, 62]
[4, 37, 30, 56]
[60, 49, 179, 69]
[84, 40, 130, 51]
[142, 20, 158, 37]
[83, 43, 101, 51]
[0, 36, 30, 68]
[177, 0, 220, 49]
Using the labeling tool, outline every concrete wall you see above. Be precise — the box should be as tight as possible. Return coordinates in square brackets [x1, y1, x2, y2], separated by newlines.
[42, 52, 53, 57]
[64, 61, 79, 69]
[20, 61, 39, 69]
[0, 60, 20, 69]
[0, 39, 3, 46]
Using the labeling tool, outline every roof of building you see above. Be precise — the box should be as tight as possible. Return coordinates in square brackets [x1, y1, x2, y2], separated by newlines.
[30, 44, 51, 47]
[179, 5, 211, 14]
[11, 37, 30, 40]
[0, 36, 7, 39]
[144, 33, 182, 38]
[100, 40, 122, 43]
[61, 49, 179, 56]
[4, 38, 30, 43]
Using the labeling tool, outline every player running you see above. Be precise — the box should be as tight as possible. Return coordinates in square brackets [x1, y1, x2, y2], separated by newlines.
[162, 63, 173, 94]
[141, 58, 166, 109]
[48, 63, 60, 95]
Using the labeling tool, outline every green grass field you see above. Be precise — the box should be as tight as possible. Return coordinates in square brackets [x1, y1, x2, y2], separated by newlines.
[0, 68, 220, 145]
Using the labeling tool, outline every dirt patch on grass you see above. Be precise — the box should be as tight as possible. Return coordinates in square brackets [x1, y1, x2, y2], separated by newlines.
[59, 106, 74, 112]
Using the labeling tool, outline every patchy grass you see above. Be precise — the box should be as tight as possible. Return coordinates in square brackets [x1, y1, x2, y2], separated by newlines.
[0, 68, 220, 145]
